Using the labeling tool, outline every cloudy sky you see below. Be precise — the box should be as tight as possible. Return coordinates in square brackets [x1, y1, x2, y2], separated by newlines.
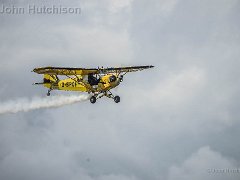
[0, 0, 240, 179]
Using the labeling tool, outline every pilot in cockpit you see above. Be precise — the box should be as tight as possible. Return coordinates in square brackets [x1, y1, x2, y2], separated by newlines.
[88, 73, 100, 86]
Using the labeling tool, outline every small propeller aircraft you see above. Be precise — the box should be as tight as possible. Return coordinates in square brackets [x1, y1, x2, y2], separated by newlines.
[33, 65, 154, 103]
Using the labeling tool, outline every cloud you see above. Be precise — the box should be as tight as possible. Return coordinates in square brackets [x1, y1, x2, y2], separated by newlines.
[108, 0, 133, 13]
[0, 0, 240, 180]
[96, 174, 138, 180]
[50, 25, 134, 66]
[143, 67, 206, 107]
[168, 146, 240, 180]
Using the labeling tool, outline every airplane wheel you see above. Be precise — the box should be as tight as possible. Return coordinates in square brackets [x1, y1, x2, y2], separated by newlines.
[90, 96, 96, 104]
[114, 96, 120, 103]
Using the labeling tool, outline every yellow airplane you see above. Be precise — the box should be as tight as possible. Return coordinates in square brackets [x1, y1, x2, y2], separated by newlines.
[33, 65, 154, 103]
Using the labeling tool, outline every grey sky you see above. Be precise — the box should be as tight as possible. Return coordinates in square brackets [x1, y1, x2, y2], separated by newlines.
[0, 0, 240, 180]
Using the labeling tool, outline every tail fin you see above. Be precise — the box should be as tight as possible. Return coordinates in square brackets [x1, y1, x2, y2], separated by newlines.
[33, 74, 58, 87]
[43, 74, 58, 83]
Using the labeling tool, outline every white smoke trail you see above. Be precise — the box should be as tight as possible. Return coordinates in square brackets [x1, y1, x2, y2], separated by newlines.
[0, 94, 90, 115]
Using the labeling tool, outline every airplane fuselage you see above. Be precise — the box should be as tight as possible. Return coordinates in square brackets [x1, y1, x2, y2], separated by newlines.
[43, 73, 121, 93]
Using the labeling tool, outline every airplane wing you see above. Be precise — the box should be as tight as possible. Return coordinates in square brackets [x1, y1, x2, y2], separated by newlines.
[33, 65, 154, 75]
[101, 65, 154, 74]
[32, 67, 98, 75]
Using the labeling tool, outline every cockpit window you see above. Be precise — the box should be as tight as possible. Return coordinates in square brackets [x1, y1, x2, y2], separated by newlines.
[88, 73, 100, 86]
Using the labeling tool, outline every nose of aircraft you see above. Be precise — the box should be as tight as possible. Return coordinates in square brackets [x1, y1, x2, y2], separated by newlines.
[109, 75, 117, 82]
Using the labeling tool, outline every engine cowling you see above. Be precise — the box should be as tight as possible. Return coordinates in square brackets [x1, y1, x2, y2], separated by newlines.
[109, 75, 117, 82]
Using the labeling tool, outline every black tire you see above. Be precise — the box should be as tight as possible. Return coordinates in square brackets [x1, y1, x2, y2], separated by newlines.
[47, 92, 50, 96]
[90, 96, 96, 104]
[114, 96, 120, 103]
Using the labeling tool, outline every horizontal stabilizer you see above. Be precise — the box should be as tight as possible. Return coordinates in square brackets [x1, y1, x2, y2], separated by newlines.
[33, 82, 45, 85]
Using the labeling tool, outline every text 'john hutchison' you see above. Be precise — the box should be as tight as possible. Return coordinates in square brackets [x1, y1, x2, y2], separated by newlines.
[0, 4, 81, 14]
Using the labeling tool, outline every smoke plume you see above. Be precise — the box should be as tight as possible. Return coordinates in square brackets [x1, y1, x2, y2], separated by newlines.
[0, 94, 90, 115]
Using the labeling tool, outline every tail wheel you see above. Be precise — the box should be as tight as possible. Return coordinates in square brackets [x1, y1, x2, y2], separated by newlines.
[47, 90, 51, 96]
[114, 96, 120, 103]
[90, 96, 96, 104]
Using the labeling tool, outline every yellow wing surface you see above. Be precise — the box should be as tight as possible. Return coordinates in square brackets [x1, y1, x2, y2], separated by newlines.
[33, 65, 154, 75]
[33, 67, 98, 75]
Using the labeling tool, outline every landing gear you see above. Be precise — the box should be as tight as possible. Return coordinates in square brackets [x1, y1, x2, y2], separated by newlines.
[47, 89, 52, 96]
[90, 96, 96, 104]
[89, 91, 120, 104]
[99, 91, 121, 103]
[114, 96, 120, 103]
